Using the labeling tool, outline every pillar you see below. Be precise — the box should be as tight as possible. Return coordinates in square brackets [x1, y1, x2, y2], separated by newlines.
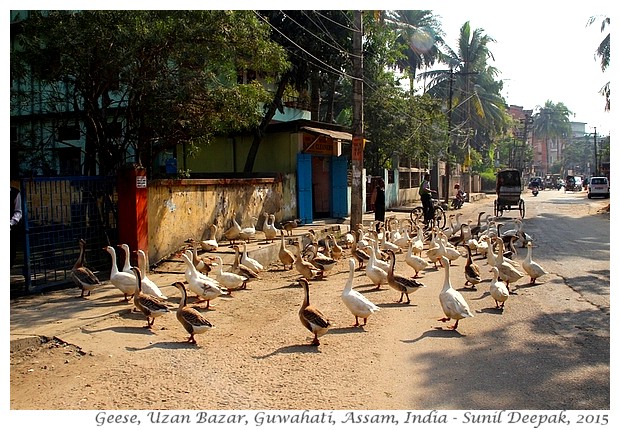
[117, 164, 148, 266]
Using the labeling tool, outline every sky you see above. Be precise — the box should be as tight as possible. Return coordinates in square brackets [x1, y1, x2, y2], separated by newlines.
[426, 1, 612, 137]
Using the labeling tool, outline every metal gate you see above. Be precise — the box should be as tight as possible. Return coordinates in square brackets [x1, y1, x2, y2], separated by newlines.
[14, 176, 118, 295]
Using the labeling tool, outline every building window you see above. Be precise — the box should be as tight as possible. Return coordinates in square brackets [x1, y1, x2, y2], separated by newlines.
[399, 170, 410, 189]
[57, 147, 82, 176]
[387, 170, 395, 184]
[57, 124, 80, 141]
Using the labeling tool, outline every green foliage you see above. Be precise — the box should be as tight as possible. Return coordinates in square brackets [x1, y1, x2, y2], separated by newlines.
[11, 10, 289, 176]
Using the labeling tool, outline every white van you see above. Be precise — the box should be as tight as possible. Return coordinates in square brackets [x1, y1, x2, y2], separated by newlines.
[588, 176, 610, 198]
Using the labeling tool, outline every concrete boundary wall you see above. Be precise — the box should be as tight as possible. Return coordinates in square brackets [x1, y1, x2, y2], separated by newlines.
[147, 175, 296, 263]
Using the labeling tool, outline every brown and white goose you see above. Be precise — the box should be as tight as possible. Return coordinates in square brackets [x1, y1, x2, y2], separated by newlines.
[385, 249, 425, 304]
[298, 277, 332, 346]
[131, 267, 170, 328]
[223, 212, 242, 245]
[71, 239, 102, 298]
[278, 231, 295, 270]
[294, 240, 321, 280]
[232, 244, 261, 282]
[463, 245, 482, 289]
[172, 281, 213, 344]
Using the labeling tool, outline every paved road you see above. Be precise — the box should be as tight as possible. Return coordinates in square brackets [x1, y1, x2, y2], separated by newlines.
[10, 188, 610, 413]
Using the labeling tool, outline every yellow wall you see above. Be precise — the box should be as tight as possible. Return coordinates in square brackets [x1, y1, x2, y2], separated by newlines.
[147, 176, 296, 263]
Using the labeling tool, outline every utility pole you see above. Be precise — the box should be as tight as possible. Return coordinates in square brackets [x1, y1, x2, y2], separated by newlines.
[444, 68, 477, 205]
[444, 69, 454, 205]
[350, 10, 364, 231]
[593, 127, 598, 175]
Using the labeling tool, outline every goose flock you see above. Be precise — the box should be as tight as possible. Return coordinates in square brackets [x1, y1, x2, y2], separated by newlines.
[73, 208, 548, 347]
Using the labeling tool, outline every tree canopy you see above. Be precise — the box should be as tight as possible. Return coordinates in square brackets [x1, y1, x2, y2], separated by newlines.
[11, 10, 289, 176]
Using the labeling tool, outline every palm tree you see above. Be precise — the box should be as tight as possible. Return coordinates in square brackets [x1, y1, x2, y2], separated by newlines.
[385, 10, 444, 93]
[419, 21, 507, 159]
[587, 15, 610, 111]
[532, 101, 573, 175]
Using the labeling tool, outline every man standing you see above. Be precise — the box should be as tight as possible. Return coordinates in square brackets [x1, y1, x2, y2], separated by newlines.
[419, 173, 435, 226]
[10, 186, 23, 268]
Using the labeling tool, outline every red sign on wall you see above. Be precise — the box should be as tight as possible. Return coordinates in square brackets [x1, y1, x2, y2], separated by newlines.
[352, 137, 364, 161]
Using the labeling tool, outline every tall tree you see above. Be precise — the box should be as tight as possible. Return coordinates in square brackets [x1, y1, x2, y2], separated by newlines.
[532, 100, 573, 174]
[587, 15, 610, 111]
[385, 10, 444, 92]
[245, 10, 353, 172]
[418, 21, 509, 168]
[11, 11, 289, 176]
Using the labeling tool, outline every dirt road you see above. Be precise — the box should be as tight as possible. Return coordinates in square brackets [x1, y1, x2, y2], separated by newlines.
[10, 191, 610, 414]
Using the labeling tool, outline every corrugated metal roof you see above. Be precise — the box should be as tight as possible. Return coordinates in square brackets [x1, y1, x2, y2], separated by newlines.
[301, 126, 352, 141]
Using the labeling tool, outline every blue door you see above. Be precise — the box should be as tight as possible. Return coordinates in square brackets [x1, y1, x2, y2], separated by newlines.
[331, 155, 349, 218]
[297, 153, 313, 224]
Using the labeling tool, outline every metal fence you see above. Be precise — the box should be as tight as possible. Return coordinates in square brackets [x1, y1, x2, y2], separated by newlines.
[15, 176, 118, 295]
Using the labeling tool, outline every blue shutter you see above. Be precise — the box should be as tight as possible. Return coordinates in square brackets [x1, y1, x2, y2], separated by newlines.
[331, 155, 348, 218]
[297, 153, 313, 224]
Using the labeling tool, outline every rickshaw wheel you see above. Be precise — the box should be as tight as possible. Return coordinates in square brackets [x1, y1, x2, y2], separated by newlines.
[519, 199, 525, 218]
[410, 207, 424, 224]
[494, 200, 500, 217]
[434, 206, 446, 229]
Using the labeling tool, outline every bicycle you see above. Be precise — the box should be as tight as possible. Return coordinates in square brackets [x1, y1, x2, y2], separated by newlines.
[410, 191, 446, 229]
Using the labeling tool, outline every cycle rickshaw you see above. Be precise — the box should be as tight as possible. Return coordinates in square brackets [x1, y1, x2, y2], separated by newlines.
[494, 169, 525, 218]
[410, 190, 447, 229]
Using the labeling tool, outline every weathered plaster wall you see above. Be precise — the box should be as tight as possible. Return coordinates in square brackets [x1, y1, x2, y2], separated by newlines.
[147, 175, 297, 263]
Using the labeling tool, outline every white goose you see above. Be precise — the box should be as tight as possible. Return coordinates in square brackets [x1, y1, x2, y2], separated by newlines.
[213, 255, 248, 291]
[365, 245, 388, 290]
[438, 256, 474, 331]
[135, 249, 168, 300]
[239, 241, 264, 272]
[366, 239, 390, 273]
[341, 258, 380, 326]
[379, 227, 401, 253]
[104, 245, 136, 301]
[493, 240, 525, 291]
[231, 244, 261, 283]
[411, 227, 425, 256]
[239, 216, 258, 242]
[489, 266, 510, 309]
[180, 252, 228, 309]
[405, 239, 428, 277]
[262, 213, 279, 244]
[522, 241, 549, 285]
[118, 243, 134, 274]
[200, 224, 219, 251]
[438, 232, 462, 263]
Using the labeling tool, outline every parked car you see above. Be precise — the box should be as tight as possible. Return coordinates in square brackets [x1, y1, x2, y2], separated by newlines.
[587, 176, 610, 198]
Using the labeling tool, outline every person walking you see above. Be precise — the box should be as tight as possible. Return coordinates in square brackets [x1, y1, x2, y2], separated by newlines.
[419, 173, 435, 226]
[10, 186, 23, 268]
[372, 178, 386, 231]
